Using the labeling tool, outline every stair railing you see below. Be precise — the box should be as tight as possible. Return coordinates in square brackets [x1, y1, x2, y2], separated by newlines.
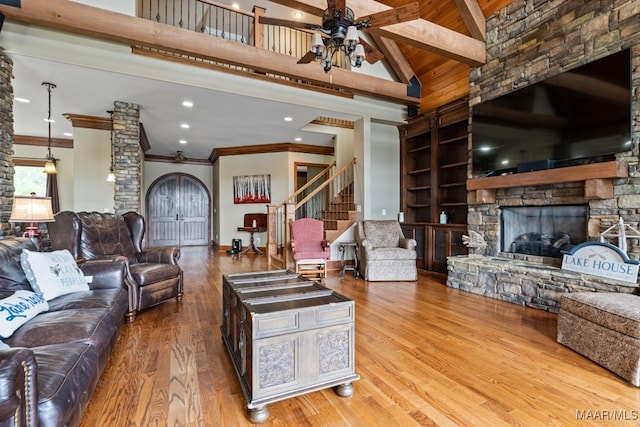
[267, 159, 357, 268]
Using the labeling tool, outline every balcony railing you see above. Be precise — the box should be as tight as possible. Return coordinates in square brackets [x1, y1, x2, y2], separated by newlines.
[138, 0, 313, 58]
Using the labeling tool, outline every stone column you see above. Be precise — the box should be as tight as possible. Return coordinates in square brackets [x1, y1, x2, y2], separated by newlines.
[0, 49, 14, 235]
[112, 101, 141, 214]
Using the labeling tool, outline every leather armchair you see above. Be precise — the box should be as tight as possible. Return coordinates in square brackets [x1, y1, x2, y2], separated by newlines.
[357, 220, 417, 281]
[47, 211, 183, 322]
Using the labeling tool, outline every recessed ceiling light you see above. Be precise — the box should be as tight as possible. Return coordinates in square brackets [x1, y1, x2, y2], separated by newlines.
[15, 97, 30, 103]
[63, 132, 72, 137]
[179, 139, 187, 144]
[480, 146, 491, 152]
[180, 123, 190, 129]
[232, 3, 239, 9]
[293, 11, 303, 19]
[295, 137, 302, 142]
[284, 117, 293, 122]
[501, 159, 509, 165]
[182, 101, 193, 107]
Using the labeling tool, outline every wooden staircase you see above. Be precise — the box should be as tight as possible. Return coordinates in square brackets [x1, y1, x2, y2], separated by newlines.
[267, 159, 357, 269]
[322, 184, 356, 242]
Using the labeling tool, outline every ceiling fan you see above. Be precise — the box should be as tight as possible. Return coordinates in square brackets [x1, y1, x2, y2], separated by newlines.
[259, 0, 420, 72]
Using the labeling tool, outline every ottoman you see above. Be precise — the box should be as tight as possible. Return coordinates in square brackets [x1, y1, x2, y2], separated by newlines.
[557, 292, 640, 386]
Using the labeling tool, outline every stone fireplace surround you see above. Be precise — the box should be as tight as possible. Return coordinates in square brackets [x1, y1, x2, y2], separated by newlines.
[445, 0, 640, 312]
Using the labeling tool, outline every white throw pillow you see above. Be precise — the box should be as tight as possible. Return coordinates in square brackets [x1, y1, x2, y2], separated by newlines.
[0, 290, 49, 339]
[20, 249, 90, 301]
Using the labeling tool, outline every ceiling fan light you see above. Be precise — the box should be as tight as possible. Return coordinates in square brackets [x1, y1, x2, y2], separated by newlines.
[311, 34, 324, 50]
[345, 26, 358, 43]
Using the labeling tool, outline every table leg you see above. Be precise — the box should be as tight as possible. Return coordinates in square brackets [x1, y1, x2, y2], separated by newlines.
[247, 405, 269, 423]
[333, 382, 354, 397]
[339, 244, 346, 277]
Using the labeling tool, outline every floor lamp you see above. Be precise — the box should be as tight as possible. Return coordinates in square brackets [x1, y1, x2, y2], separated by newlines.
[9, 192, 55, 251]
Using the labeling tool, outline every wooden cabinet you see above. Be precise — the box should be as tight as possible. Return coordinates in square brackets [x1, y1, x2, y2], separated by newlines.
[400, 98, 470, 273]
[221, 270, 359, 423]
[401, 223, 467, 274]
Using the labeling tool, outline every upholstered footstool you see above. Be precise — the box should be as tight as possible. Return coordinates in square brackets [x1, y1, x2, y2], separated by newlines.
[557, 292, 640, 386]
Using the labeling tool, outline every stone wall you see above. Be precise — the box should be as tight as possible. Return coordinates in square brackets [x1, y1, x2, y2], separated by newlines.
[0, 49, 13, 235]
[113, 101, 141, 215]
[468, 0, 640, 260]
[448, 0, 640, 309]
[447, 256, 637, 313]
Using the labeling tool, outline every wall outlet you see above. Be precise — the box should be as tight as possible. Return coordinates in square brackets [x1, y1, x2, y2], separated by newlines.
[357, 205, 362, 212]
[382, 209, 386, 216]
[256, 237, 261, 244]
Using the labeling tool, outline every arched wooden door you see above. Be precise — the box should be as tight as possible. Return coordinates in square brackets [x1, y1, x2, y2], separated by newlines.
[146, 173, 210, 247]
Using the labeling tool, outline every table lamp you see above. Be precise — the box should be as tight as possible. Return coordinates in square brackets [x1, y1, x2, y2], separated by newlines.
[9, 192, 55, 250]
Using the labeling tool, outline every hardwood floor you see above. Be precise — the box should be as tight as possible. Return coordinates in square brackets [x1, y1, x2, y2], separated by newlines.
[79, 247, 640, 426]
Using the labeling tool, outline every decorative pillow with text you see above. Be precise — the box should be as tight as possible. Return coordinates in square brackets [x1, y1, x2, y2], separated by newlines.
[0, 290, 49, 339]
[20, 249, 90, 301]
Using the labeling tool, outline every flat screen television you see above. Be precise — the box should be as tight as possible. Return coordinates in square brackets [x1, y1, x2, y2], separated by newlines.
[471, 49, 631, 177]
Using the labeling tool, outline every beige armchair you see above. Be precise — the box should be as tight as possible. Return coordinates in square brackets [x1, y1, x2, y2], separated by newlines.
[357, 220, 417, 281]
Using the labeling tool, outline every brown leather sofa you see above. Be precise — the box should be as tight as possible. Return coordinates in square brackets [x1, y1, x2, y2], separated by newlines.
[0, 236, 128, 427]
[47, 211, 183, 322]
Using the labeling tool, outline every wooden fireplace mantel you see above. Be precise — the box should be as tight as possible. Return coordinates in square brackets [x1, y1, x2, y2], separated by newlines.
[467, 161, 628, 204]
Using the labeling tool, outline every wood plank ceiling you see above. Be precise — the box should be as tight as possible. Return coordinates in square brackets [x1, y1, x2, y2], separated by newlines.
[380, 0, 514, 111]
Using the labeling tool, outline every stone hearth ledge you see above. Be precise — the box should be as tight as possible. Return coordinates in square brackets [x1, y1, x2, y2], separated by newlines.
[446, 256, 638, 313]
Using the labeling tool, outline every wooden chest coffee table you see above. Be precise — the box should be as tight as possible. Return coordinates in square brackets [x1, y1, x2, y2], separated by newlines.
[221, 270, 359, 423]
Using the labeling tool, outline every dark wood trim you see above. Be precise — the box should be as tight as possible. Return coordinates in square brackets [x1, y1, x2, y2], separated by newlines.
[144, 154, 212, 165]
[12, 158, 47, 167]
[13, 135, 73, 148]
[131, 47, 356, 101]
[63, 113, 111, 130]
[309, 117, 354, 129]
[139, 123, 151, 152]
[467, 161, 628, 191]
[210, 143, 334, 163]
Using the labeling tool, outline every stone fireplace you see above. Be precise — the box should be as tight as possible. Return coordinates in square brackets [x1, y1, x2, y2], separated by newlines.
[444, 1, 640, 312]
[501, 205, 587, 258]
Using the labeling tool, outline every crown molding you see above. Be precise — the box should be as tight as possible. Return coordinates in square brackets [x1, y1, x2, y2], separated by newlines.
[210, 142, 334, 163]
[63, 113, 111, 130]
[13, 134, 73, 148]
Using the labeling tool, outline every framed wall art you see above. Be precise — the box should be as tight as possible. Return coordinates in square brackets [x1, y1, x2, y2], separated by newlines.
[233, 174, 271, 204]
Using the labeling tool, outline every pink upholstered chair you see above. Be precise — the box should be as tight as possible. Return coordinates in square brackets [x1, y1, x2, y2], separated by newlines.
[290, 218, 330, 278]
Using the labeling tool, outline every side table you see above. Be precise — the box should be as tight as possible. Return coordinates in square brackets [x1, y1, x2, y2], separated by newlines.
[338, 241, 359, 278]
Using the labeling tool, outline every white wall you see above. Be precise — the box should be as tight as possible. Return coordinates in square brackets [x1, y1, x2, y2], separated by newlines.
[13, 126, 141, 214]
[72, 127, 115, 212]
[368, 122, 400, 220]
[217, 151, 333, 248]
[70, 0, 135, 15]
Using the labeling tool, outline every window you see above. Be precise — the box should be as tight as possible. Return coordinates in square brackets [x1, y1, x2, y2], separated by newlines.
[13, 159, 47, 197]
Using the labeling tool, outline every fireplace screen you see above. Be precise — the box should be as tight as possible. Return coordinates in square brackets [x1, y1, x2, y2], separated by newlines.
[500, 205, 587, 257]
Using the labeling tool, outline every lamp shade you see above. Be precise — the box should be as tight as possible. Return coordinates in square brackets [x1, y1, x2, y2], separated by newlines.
[9, 195, 55, 223]
[43, 160, 58, 174]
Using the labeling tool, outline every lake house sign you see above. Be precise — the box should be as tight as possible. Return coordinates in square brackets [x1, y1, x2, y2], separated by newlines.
[562, 242, 640, 284]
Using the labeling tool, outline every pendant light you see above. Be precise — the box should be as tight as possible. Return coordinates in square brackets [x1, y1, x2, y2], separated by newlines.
[42, 82, 58, 174]
[106, 110, 115, 182]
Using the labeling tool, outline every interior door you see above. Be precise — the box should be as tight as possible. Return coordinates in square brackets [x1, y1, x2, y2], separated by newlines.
[147, 173, 210, 247]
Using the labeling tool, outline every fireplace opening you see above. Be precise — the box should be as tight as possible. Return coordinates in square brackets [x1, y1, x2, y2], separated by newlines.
[500, 205, 588, 258]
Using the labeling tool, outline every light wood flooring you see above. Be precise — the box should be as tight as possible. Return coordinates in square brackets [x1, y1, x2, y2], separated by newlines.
[79, 247, 640, 426]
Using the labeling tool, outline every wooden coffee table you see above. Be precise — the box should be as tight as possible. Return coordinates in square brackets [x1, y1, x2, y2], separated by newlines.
[221, 270, 359, 423]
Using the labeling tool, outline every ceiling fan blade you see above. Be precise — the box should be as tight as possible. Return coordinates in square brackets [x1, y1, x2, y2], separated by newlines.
[356, 2, 420, 29]
[327, 0, 346, 19]
[297, 50, 318, 64]
[359, 38, 384, 64]
[259, 16, 320, 30]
